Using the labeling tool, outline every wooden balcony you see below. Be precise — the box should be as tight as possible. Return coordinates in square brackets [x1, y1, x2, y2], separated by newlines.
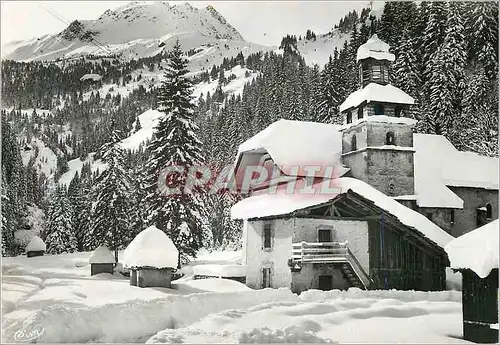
[291, 241, 349, 263]
[290, 241, 372, 290]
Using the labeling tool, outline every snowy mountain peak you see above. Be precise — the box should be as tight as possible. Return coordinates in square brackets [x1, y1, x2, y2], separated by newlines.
[2, 1, 248, 61]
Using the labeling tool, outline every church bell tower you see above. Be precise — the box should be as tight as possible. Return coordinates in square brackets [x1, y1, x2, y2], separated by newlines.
[339, 34, 416, 197]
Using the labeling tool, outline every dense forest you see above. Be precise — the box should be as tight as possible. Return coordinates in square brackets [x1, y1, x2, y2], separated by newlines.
[2, 1, 498, 257]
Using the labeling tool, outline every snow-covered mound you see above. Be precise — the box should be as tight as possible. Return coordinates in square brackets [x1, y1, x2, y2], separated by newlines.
[123, 225, 179, 269]
[2, 1, 272, 66]
[26, 236, 46, 252]
[193, 264, 246, 277]
[89, 245, 115, 264]
[445, 219, 499, 278]
[80, 73, 102, 81]
[148, 288, 463, 344]
[180, 278, 251, 293]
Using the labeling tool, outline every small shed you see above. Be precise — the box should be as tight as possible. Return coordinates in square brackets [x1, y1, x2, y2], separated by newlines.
[88, 245, 115, 275]
[123, 225, 179, 288]
[445, 219, 499, 344]
[26, 236, 46, 257]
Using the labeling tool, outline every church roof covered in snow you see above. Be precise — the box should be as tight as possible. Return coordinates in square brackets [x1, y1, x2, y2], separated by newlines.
[231, 177, 454, 249]
[413, 134, 499, 208]
[235, 119, 349, 177]
[445, 219, 499, 278]
[339, 83, 414, 112]
[26, 236, 46, 252]
[123, 225, 179, 269]
[356, 34, 395, 62]
[89, 245, 115, 264]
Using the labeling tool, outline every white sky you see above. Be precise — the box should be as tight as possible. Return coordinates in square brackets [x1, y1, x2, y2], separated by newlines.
[1, 1, 383, 46]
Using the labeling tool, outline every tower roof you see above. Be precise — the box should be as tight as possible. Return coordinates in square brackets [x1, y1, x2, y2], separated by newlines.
[339, 83, 414, 112]
[357, 34, 395, 62]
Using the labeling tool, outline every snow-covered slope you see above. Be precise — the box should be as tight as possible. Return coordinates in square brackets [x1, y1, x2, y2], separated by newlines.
[294, 30, 350, 67]
[2, 1, 272, 68]
[21, 138, 58, 177]
[58, 153, 108, 187]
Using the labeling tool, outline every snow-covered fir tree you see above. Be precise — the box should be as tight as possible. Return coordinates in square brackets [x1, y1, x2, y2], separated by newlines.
[89, 123, 137, 262]
[45, 184, 77, 254]
[143, 40, 207, 263]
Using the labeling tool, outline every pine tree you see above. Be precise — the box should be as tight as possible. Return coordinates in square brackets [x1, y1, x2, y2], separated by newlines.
[466, 2, 498, 80]
[142, 40, 207, 263]
[89, 125, 137, 262]
[45, 184, 77, 254]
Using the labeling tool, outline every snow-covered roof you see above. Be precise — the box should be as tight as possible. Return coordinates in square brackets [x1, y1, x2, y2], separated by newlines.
[123, 225, 179, 269]
[231, 177, 454, 249]
[356, 34, 395, 62]
[236, 119, 344, 169]
[89, 245, 115, 264]
[339, 83, 414, 112]
[26, 236, 46, 252]
[80, 73, 102, 82]
[445, 220, 499, 278]
[413, 134, 499, 209]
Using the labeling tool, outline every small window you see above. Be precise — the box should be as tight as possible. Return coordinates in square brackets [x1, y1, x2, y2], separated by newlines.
[450, 209, 455, 224]
[357, 106, 364, 119]
[374, 103, 384, 115]
[388, 183, 395, 196]
[346, 112, 352, 124]
[263, 223, 272, 249]
[395, 106, 402, 117]
[351, 135, 357, 151]
[486, 204, 492, 219]
[318, 229, 332, 242]
[262, 267, 271, 288]
[319, 275, 333, 291]
[386, 131, 395, 145]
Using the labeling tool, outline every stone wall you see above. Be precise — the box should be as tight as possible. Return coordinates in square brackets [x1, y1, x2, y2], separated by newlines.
[342, 149, 415, 196]
[136, 268, 173, 288]
[91, 263, 114, 276]
[366, 149, 415, 196]
[291, 264, 349, 294]
[447, 187, 497, 237]
[244, 217, 369, 291]
[366, 122, 413, 147]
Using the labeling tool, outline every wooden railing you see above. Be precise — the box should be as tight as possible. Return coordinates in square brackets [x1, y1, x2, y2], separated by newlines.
[291, 241, 372, 289]
[291, 241, 349, 263]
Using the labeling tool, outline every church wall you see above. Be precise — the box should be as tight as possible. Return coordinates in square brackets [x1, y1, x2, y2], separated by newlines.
[366, 122, 413, 147]
[366, 149, 415, 196]
[342, 125, 368, 153]
[342, 150, 369, 181]
[447, 187, 498, 237]
[414, 207, 454, 234]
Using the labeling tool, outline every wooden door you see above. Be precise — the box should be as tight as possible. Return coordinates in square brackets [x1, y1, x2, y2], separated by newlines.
[319, 275, 333, 291]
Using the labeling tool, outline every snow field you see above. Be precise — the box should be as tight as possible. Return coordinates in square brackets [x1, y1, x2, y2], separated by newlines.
[2, 250, 466, 344]
[148, 291, 465, 344]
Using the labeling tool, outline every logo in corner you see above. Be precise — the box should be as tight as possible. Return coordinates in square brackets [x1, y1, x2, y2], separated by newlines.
[14, 327, 45, 342]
